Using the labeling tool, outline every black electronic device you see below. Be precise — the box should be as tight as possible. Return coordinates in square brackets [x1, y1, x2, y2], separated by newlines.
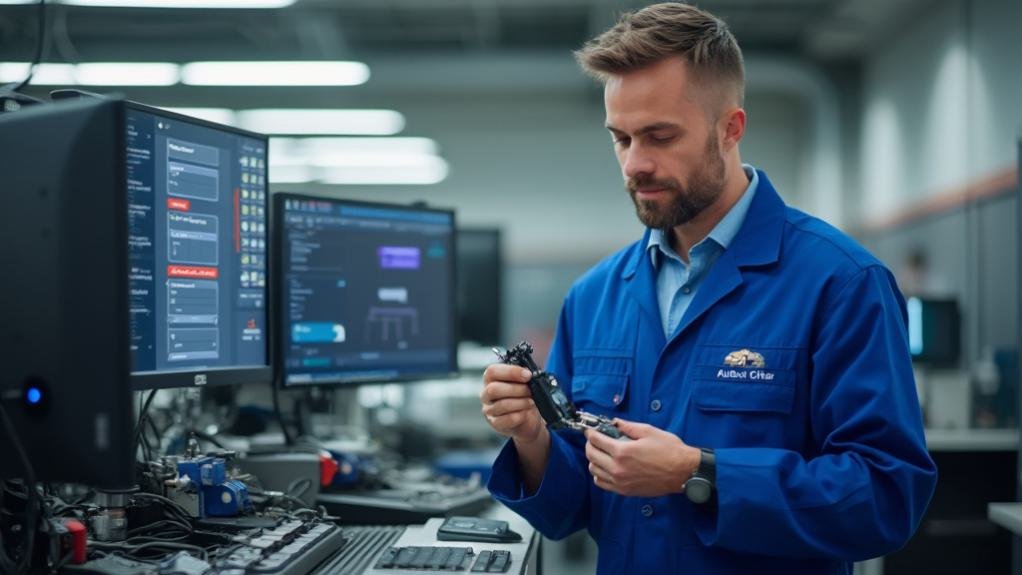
[316, 480, 494, 525]
[437, 517, 522, 544]
[0, 97, 134, 488]
[125, 103, 271, 390]
[907, 297, 960, 367]
[456, 228, 503, 346]
[494, 342, 627, 440]
[274, 194, 458, 387]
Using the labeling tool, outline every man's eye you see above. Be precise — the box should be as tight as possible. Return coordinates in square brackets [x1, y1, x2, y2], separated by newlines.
[649, 135, 674, 144]
[613, 137, 631, 146]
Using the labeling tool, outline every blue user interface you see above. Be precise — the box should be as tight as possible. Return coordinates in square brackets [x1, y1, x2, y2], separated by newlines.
[126, 107, 268, 374]
[281, 198, 456, 385]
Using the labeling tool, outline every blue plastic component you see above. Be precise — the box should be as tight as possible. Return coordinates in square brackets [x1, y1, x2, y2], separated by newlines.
[177, 456, 252, 518]
[26, 387, 42, 405]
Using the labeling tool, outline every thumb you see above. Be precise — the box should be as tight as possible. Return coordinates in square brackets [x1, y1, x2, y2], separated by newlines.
[613, 418, 654, 439]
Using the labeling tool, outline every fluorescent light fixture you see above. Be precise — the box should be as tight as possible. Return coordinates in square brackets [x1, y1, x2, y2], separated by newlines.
[61, 0, 296, 8]
[0, 63, 78, 85]
[75, 62, 179, 86]
[0, 1, 38, 4]
[268, 165, 314, 184]
[181, 61, 369, 86]
[268, 137, 449, 185]
[270, 137, 439, 162]
[158, 107, 236, 126]
[238, 109, 404, 136]
[319, 157, 449, 185]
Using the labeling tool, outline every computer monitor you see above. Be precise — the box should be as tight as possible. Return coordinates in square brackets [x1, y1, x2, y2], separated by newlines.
[0, 98, 134, 487]
[907, 297, 960, 367]
[275, 194, 458, 386]
[456, 228, 503, 346]
[125, 103, 271, 389]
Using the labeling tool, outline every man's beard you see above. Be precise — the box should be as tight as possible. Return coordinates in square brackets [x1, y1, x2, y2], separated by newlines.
[627, 133, 726, 229]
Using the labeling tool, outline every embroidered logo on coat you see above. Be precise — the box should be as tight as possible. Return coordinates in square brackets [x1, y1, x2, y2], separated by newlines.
[723, 349, 766, 368]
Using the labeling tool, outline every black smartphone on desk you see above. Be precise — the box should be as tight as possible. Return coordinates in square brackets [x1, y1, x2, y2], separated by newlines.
[437, 516, 523, 543]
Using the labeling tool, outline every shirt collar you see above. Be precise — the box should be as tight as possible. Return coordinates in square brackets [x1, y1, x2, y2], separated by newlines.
[647, 164, 759, 267]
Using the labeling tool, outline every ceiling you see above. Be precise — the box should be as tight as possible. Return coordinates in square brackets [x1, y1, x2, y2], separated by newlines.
[0, 0, 930, 66]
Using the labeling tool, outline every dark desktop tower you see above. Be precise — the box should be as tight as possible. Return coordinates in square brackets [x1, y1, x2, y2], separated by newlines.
[456, 228, 503, 346]
[0, 98, 133, 488]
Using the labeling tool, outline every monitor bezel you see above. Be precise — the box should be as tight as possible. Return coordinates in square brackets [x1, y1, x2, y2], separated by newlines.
[273, 192, 460, 388]
[125, 101, 273, 391]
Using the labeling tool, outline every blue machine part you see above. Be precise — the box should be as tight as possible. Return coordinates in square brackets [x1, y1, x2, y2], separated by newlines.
[327, 450, 378, 488]
[176, 457, 252, 517]
[205, 479, 253, 517]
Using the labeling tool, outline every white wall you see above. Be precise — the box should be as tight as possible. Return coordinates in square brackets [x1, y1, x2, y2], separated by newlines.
[858, 0, 1022, 217]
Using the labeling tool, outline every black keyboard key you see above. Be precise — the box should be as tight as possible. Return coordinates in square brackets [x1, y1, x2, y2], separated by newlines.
[488, 550, 511, 573]
[410, 547, 434, 569]
[373, 547, 398, 569]
[394, 546, 417, 568]
[447, 547, 472, 570]
[471, 550, 492, 572]
[430, 547, 452, 570]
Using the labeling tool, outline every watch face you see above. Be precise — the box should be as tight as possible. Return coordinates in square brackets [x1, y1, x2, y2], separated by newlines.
[685, 478, 712, 504]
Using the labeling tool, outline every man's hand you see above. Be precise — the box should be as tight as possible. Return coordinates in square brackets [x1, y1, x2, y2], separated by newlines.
[585, 418, 700, 497]
[480, 363, 546, 445]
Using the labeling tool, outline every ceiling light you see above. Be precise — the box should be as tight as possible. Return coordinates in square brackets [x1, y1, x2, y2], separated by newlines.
[181, 61, 369, 86]
[61, 0, 296, 8]
[75, 62, 179, 86]
[268, 165, 314, 184]
[238, 109, 404, 136]
[270, 137, 439, 161]
[319, 158, 450, 185]
[0, 63, 76, 85]
[157, 107, 236, 126]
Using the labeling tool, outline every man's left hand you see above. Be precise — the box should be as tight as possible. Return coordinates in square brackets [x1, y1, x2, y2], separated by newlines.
[585, 419, 701, 497]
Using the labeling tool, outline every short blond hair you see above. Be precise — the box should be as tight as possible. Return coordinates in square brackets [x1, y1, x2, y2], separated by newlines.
[575, 2, 744, 108]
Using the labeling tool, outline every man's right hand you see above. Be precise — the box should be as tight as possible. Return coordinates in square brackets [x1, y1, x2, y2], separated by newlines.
[480, 363, 546, 445]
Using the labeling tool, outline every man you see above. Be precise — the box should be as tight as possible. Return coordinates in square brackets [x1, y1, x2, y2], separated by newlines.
[479, 3, 937, 574]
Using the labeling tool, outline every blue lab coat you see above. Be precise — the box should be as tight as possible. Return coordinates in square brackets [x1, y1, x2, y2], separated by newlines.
[488, 170, 937, 574]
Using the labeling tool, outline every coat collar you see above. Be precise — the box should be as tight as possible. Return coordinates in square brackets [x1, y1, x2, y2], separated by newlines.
[621, 168, 785, 280]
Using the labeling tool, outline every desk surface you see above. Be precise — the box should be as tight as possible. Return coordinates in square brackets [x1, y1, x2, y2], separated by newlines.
[362, 506, 537, 575]
[988, 503, 1022, 535]
[925, 428, 1018, 451]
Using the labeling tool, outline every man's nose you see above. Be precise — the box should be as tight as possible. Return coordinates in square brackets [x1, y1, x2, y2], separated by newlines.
[622, 146, 655, 181]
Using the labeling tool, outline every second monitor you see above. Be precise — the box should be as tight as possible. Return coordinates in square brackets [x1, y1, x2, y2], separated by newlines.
[276, 195, 458, 386]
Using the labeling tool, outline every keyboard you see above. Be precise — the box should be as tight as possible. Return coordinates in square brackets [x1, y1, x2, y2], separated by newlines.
[64, 519, 346, 575]
[371, 546, 511, 573]
[318, 481, 494, 524]
[312, 525, 406, 574]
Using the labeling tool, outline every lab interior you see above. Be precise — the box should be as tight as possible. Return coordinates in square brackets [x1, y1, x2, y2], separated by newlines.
[0, 0, 1020, 574]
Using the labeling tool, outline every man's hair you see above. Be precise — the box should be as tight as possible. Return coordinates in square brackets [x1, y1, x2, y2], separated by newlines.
[575, 2, 745, 108]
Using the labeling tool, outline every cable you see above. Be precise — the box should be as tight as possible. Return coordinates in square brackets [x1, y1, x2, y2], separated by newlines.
[1, 0, 47, 96]
[0, 402, 39, 574]
[133, 390, 158, 460]
[272, 380, 294, 445]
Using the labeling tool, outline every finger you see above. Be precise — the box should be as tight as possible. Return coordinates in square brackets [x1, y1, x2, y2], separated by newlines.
[488, 411, 527, 430]
[484, 363, 533, 384]
[588, 461, 616, 489]
[586, 426, 621, 456]
[481, 381, 534, 402]
[612, 418, 653, 439]
[483, 398, 535, 417]
[585, 438, 615, 471]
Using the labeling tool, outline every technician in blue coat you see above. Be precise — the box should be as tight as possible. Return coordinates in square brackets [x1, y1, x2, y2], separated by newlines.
[479, 3, 937, 574]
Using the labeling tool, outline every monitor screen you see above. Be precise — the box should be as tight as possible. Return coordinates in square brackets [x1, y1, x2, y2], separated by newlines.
[126, 104, 270, 388]
[276, 195, 458, 386]
[907, 297, 960, 366]
[456, 228, 503, 346]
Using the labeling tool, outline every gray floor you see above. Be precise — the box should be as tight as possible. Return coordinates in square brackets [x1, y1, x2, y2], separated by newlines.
[540, 531, 598, 575]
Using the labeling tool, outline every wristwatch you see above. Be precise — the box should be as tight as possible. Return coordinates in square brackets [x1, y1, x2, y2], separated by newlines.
[683, 448, 716, 504]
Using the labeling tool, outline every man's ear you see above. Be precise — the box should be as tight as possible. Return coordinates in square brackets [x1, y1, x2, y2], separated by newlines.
[720, 106, 746, 152]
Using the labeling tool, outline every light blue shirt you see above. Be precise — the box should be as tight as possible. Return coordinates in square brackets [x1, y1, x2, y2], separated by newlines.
[647, 165, 758, 337]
